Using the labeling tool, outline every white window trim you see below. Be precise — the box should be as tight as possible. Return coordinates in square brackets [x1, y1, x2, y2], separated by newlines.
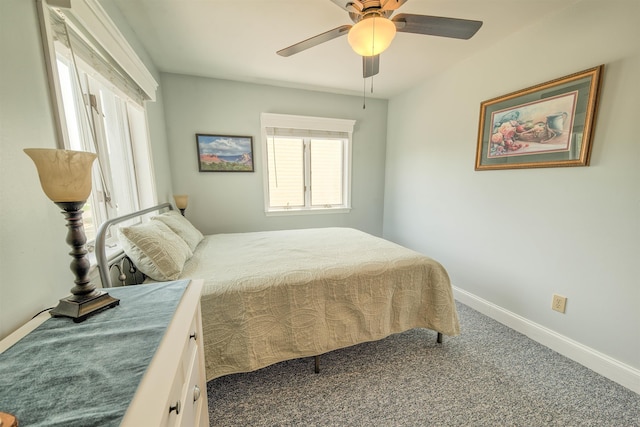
[260, 113, 355, 216]
[42, 0, 158, 101]
[264, 207, 352, 217]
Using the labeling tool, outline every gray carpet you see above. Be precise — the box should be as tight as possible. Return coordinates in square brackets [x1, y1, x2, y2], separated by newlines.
[206, 302, 639, 426]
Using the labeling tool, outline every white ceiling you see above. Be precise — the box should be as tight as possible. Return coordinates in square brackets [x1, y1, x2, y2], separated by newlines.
[108, 0, 574, 99]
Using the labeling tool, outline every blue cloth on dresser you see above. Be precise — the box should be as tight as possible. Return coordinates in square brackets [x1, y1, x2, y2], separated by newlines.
[0, 280, 189, 427]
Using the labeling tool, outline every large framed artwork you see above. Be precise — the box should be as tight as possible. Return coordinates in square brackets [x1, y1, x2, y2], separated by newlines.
[196, 134, 254, 172]
[475, 65, 604, 171]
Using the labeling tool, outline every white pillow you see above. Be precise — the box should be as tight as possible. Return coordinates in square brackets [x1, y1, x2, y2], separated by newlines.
[151, 210, 204, 252]
[119, 220, 193, 281]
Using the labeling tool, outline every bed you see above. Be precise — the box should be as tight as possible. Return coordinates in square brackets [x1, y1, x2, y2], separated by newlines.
[95, 203, 460, 381]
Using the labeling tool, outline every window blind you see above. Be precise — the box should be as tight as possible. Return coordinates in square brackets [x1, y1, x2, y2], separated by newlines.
[48, 8, 148, 105]
[265, 127, 349, 140]
[267, 138, 305, 207]
[310, 140, 343, 206]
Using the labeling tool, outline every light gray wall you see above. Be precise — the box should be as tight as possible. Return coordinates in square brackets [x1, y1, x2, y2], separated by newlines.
[161, 73, 388, 236]
[0, 0, 173, 339]
[383, 0, 639, 371]
[0, 0, 70, 340]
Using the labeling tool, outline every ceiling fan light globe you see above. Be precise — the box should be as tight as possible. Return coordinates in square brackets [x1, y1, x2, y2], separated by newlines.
[348, 16, 396, 56]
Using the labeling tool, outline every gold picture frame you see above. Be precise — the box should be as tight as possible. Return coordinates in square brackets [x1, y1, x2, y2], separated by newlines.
[475, 65, 604, 171]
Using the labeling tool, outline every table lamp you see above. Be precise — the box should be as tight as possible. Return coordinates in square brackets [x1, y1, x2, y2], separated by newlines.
[24, 148, 119, 322]
[173, 194, 188, 216]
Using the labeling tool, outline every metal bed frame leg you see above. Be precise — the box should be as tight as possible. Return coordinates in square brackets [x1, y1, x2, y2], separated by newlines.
[312, 332, 442, 374]
[313, 333, 441, 374]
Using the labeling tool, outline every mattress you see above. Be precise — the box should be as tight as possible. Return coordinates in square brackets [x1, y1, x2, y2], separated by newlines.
[178, 227, 460, 380]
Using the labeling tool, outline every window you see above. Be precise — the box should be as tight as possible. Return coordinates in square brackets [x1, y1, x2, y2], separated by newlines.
[261, 113, 355, 215]
[38, 0, 158, 243]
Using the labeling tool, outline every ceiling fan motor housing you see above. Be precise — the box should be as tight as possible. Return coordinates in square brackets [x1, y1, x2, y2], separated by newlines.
[347, 1, 394, 23]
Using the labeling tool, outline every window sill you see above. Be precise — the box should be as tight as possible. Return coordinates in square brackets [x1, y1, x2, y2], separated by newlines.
[265, 207, 351, 217]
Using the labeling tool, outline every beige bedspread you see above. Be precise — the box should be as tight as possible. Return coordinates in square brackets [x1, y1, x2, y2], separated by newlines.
[179, 227, 460, 381]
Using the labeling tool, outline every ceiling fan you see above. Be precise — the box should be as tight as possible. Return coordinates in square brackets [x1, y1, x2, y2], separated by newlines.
[277, 0, 483, 79]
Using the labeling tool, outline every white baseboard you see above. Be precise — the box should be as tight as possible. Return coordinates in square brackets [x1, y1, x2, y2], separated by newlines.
[453, 286, 640, 395]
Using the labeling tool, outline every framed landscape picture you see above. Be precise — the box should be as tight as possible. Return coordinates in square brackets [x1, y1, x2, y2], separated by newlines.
[196, 134, 254, 172]
[475, 65, 603, 171]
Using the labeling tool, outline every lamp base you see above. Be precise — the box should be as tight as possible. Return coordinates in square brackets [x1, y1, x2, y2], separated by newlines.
[50, 291, 120, 323]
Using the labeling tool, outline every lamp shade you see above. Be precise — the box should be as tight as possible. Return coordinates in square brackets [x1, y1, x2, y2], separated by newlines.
[173, 194, 189, 209]
[348, 16, 397, 56]
[24, 148, 96, 202]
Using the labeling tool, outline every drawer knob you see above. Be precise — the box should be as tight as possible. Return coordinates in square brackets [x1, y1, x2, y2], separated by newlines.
[169, 400, 181, 415]
[193, 385, 201, 402]
[189, 332, 197, 341]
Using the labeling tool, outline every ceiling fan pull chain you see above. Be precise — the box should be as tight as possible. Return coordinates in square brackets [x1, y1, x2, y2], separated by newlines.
[362, 78, 366, 109]
[368, 18, 375, 97]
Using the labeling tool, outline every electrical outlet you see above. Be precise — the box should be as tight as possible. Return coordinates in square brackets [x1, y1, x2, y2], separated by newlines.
[552, 294, 567, 313]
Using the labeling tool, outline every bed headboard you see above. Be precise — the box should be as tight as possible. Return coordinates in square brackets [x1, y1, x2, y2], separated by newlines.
[95, 202, 173, 289]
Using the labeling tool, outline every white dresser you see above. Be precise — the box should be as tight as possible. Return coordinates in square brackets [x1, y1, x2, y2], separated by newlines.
[121, 279, 209, 427]
[0, 279, 209, 427]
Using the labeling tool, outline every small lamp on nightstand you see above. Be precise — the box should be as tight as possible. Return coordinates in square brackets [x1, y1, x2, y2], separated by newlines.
[24, 148, 119, 322]
[173, 194, 188, 216]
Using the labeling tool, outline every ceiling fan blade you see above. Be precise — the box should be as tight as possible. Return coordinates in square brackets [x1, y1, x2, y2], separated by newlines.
[277, 25, 352, 57]
[392, 14, 483, 40]
[380, 0, 408, 11]
[363, 55, 380, 78]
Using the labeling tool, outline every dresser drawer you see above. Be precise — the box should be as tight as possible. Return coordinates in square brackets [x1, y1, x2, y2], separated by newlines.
[177, 345, 205, 427]
[162, 307, 207, 427]
[181, 314, 199, 377]
[162, 364, 187, 427]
